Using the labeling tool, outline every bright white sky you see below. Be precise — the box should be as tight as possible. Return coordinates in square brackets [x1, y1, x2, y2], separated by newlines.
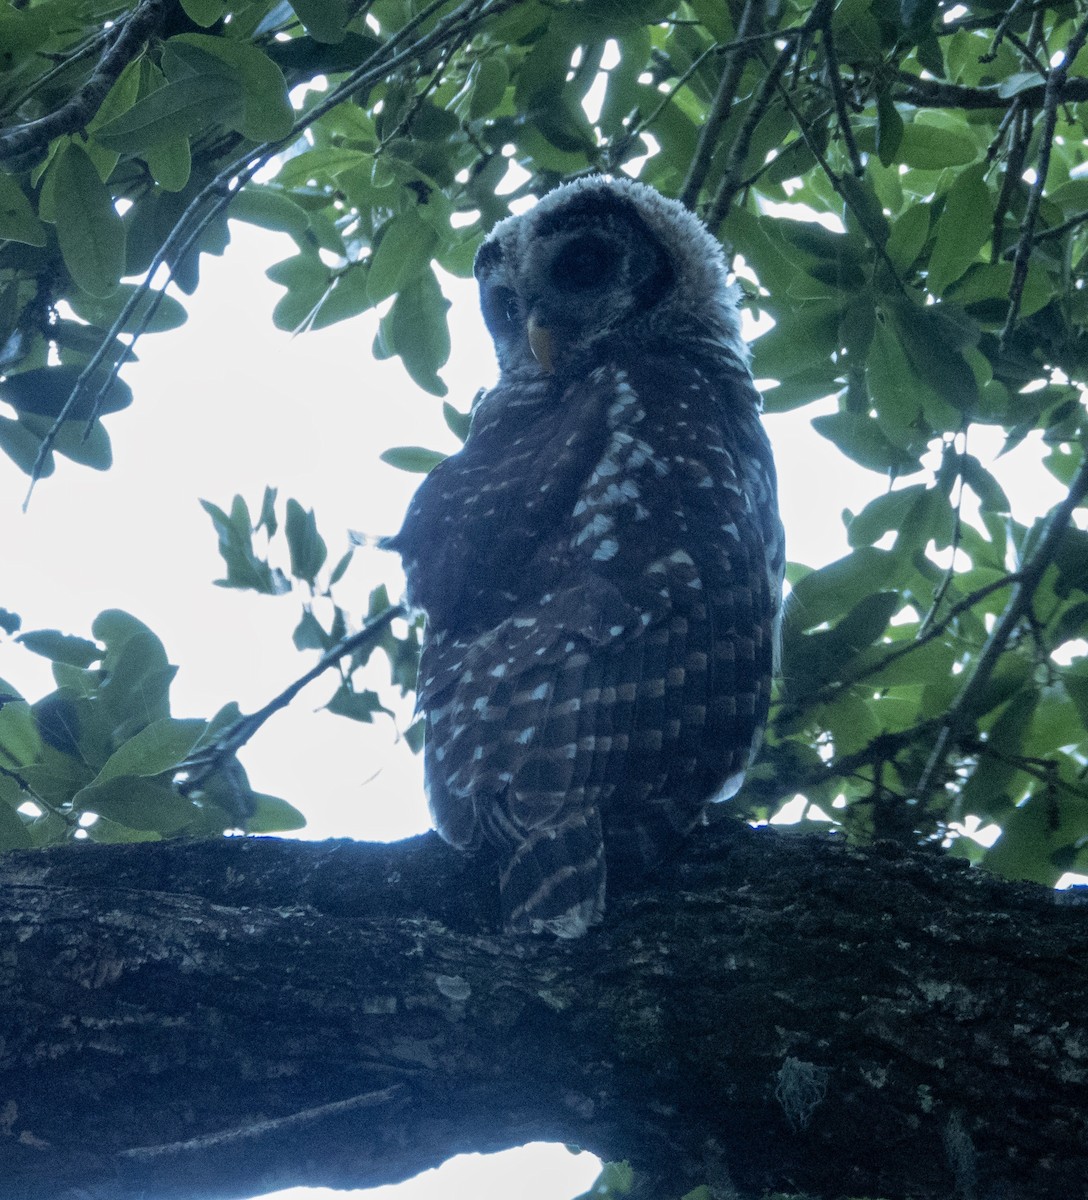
[0, 219, 1072, 1199]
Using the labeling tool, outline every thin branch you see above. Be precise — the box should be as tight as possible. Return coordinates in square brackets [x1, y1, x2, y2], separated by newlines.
[818, 12, 862, 177]
[175, 604, 406, 795]
[773, 571, 1021, 726]
[1000, 14, 1088, 350]
[0, 27, 113, 122]
[1029, 208, 1088, 244]
[679, 0, 764, 210]
[608, 27, 809, 172]
[916, 452, 1088, 800]
[980, 0, 1031, 62]
[704, 0, 835, 229]
[23, 0, 517, 505]
[0, 0, 167, 165]
[990, 102, 1030, 261]
[123, 1087, 405, 1161]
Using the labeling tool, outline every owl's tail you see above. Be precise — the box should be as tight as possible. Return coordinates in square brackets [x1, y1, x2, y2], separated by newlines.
[499, 806, 606, 938]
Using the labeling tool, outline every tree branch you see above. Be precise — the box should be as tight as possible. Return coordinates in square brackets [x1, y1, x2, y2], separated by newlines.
[0, 0, 168, 166]
[917, 452, 1088, 799]
[704, 0, 833, 230]
[1, 828, 1085, 1200]
[176, 604, 405, 793]
[678, 0, 764, 210]
[1001, 13, 1088, 349]
[892, 70, 1088, 111]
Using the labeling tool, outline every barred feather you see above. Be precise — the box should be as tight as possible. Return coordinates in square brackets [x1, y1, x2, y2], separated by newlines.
[383, 178, 784, 936]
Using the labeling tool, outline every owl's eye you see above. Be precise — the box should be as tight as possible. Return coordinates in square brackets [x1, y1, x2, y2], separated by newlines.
[550, 235, 614, 291]
[481, 285, 521, 335]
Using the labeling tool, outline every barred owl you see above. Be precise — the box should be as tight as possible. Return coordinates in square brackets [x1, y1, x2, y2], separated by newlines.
[383, 177, 784, 937]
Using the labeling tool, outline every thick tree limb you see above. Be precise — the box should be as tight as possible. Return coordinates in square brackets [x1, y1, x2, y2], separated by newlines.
[1, 823, 1085, 1200]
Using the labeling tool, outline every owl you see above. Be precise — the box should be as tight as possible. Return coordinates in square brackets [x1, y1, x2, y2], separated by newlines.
[382, 177, 784, 937]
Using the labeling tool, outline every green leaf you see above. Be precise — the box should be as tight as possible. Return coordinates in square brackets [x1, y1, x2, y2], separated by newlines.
[17, 630, 101, 668]
[256, 486, 278, 537]
[468, 56, 510, 118]
[76, 775, 203, 834]
[287, 0, 350, 43]
[876, 89, 904, 168]
[367, 210, 440, 304]
[202, 497, 290, 595]
[0, 686, 41, 763]
[180, 0, 227, 27]
[245, 792, 307, 833]
[51, 143, 126, 298]
[897, 122, 978, 169]
[266, 254, 330, 332]
[310, 267, 373, 330]
[230, 187, 311, 238]
[928, 164, 992, 295]
[885, 204, 930, 272]
[847, 484, 928, 548]
[982, 792, 1062, 886]
[293, 610, 328, 651]
[443, 402, 471, 443]
[328, 549, 353, 587]
[0, 174, 46, 246]
[170, 34, 293, 140]
[285, 498, 328, 584]
[94, 73, 245, 152]
[144, 135, 192, 192]
[380, 446, 447, 474]
[0, 366, 132, 421]
[68, 284, 188, 335]
[828, 591, 900, 654]
[787, 548, 899, 631]
[92, 717, 207, 786]
[326, 686, 388, 723]
[386, 267, 451, 396]
[812, 412, 922, 474]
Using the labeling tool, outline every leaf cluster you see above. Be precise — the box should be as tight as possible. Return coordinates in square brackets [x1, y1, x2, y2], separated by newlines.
[0, 607, 303, 850]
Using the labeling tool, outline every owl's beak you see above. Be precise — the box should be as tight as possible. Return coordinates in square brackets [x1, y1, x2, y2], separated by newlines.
[527, 315, 557, 374]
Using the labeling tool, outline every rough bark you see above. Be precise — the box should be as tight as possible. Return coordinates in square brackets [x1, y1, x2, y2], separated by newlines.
[0, 822, 1085, 1200]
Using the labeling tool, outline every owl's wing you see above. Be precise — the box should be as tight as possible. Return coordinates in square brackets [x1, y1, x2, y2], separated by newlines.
[419, 357, 782, 937]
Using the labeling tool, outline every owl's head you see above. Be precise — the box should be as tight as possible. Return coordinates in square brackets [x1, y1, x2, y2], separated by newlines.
[473, 176, 745, 378]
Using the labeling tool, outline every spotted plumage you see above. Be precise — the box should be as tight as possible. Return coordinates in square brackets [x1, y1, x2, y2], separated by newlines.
[383, 177, 784, 936]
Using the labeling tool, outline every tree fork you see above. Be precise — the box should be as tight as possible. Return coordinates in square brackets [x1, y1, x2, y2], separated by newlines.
[1, 824, 1085, 1200]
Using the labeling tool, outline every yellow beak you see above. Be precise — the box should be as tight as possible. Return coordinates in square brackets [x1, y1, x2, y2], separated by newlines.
[527, 315, 557, 374]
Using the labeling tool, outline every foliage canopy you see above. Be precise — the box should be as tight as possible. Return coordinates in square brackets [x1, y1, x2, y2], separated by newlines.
[1, 0, 1087, 890]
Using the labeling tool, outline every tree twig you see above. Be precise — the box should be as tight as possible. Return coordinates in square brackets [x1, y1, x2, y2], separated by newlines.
[1000, 14, 1088, 350]
[772, 571, 1021, 727]
[915, 453, 1088, 800]
[176, 604, 406, 795]
[704, 0, 834, 229]
[980, 0, 1031, 63]
[0, 0, 167, 165]
[678, 0, 763, 210]
[818, 11, 862, 177]
[990, 101, 1029, 261]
